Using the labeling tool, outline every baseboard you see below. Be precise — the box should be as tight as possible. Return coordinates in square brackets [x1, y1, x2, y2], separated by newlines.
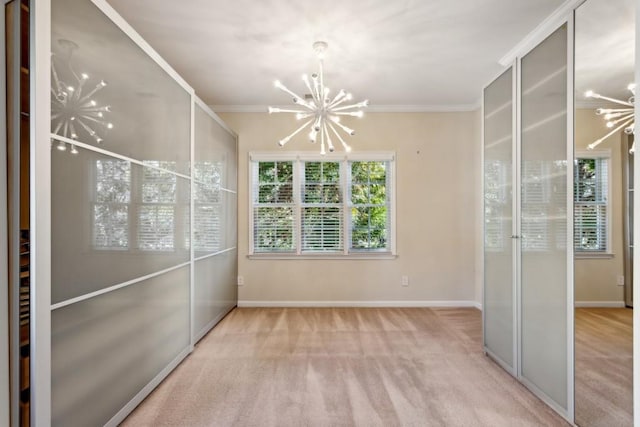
[238, 300, 480, 308]
[575, 301, 626, 308]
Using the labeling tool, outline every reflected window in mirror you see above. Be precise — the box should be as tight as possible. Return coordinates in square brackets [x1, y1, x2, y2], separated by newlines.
[93, 159, 131, 250]
[574, 153, 610, 254]
[139, 162, 178, 252]
[484, 159, 508, 252]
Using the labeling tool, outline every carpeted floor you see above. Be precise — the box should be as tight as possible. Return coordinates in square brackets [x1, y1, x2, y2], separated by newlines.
[121, 307, 569, 426]
[575, 307, 633, 427]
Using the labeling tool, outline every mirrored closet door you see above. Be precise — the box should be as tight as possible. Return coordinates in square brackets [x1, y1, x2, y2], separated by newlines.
[574, 0, 635, 425]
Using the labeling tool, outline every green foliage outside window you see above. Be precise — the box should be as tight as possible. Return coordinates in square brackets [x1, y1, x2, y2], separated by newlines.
[351, 161, 388, 250]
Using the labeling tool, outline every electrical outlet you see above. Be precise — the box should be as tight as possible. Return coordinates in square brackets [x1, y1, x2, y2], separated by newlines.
[617, 275, 625, 286]
[401, 275, 409, 287]
[237, 276, 244, 286]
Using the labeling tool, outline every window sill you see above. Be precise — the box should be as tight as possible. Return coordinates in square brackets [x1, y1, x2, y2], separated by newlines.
[248, 253, 397, 260]
[575, 252, 614, 260]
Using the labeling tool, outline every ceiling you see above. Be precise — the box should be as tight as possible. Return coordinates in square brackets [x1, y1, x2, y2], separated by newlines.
[574, 0, 635, 105]
[106, 0, 569, 110]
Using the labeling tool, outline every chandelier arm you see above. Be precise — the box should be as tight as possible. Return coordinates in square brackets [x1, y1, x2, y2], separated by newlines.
[51, 60, 63, 93]
[331, 101, 369, 112]
[328, 90, 346, 107]
[68, 122, 78, 139]
[327, 122, 351, 152]
[589, 118, 634, 150]
[279, 119, 313, 146]
[311, 74, 322, 103]
[323, 122, 335, 152]
[275, 81, 308, 105]
[80, 82, 107, 102]
[52, 120, 63, 135]
[597, 108, 633, 114]
[327, 95, 351, 110]
[631, 140, 636, 154]
[607, 113, 634, 126]
[333, 111, 364, 117]
[75, 118, 99, 137]
[590, 93, 633, 107]
[329, 116, 355, 135]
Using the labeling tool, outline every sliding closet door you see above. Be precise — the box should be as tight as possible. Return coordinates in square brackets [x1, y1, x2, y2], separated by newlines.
[483, 67, 515, 372]
[520, 24, 571, 414]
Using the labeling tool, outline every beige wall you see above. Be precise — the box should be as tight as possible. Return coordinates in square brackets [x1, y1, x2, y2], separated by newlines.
[218, 111, 481, 305]
[574, 108, 626, 304]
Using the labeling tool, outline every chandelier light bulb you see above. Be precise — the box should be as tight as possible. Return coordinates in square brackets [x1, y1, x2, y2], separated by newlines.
[56, 141, 67, 151]
[267, 41, 367, 154]
[70, 145, 79, 155]
[607, 122, 614, 128]
[81, 73, 89, 80]
[585, 90, 595, 98]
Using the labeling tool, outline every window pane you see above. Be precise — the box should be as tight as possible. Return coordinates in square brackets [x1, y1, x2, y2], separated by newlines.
[254, 207, 294, 252]
[303, 162, 341, 203]
[302, 207, 342, 251]
[93, 204, 128, 249]
[138, 205, 175, 251]
[351, 206, 388, 249]
[95, 159, 130, 203]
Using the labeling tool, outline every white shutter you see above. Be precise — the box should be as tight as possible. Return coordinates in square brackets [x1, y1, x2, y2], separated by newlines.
[301, 161, 343, 252]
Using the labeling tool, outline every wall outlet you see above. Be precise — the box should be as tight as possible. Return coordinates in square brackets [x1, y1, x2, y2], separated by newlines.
[237, 275, 244, 286]
[617, 275, 625, 286]
[401, 275, 409, 287]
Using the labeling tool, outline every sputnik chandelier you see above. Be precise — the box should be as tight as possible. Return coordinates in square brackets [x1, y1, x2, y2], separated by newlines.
[586, 83, 635, 153]
[51, 39, 113, 154]
[268, 41, 368, 154]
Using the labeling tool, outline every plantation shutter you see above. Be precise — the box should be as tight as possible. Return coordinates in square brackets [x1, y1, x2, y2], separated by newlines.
[138, 163, 177, 251]
[301, 161, 343, 252]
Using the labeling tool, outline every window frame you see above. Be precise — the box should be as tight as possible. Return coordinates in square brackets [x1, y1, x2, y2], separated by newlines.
[248, 151, 396, 259]
[574, 150, 612, 258]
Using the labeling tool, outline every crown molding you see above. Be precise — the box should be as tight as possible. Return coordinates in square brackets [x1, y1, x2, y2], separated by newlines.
[210, 103, 481, 114]
[498, 0, 585, 67]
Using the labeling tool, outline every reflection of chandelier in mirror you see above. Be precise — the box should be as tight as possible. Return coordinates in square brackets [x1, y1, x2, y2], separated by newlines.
[586, 83, 635, 153]
[268, 41, 368, 155]
[51, 39, 113, 154]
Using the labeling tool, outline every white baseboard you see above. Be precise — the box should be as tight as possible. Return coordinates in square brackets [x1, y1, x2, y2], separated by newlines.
[575, 301, 626, 308]
[238, 300, 481, 309]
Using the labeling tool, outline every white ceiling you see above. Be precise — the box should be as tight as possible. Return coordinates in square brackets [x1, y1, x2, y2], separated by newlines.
[106, 0, 568, 110]
[574, 0, 635, 105]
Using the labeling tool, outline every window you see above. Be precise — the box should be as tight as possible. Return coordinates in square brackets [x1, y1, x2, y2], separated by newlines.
[92, 159, 189, 252]
[93, 159, 131, 250]
[250, 153, 395, 256]
[574, 155, 610, 253]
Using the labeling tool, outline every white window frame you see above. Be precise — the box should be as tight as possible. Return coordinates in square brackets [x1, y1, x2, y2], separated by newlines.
[248, 151, 397, 259]
[574, 149, 612, 258]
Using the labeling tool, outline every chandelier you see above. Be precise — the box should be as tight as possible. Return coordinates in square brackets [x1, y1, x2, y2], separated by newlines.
[586, 83, 635, 153]
[51, 39, 113, 154]
[268, 41, 368, 154]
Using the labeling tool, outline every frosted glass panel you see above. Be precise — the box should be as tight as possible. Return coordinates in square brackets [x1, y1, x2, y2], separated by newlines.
[51, 0, 191, 173]
[193, 181, 222, 257]
[194, 249, 238, 339]
[51, 266, 190, 427]
[520, 25, 568, 410]
[194, 105, 237, 191]
[52, 146, 190, 304]
[483, 67, 514, 369]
